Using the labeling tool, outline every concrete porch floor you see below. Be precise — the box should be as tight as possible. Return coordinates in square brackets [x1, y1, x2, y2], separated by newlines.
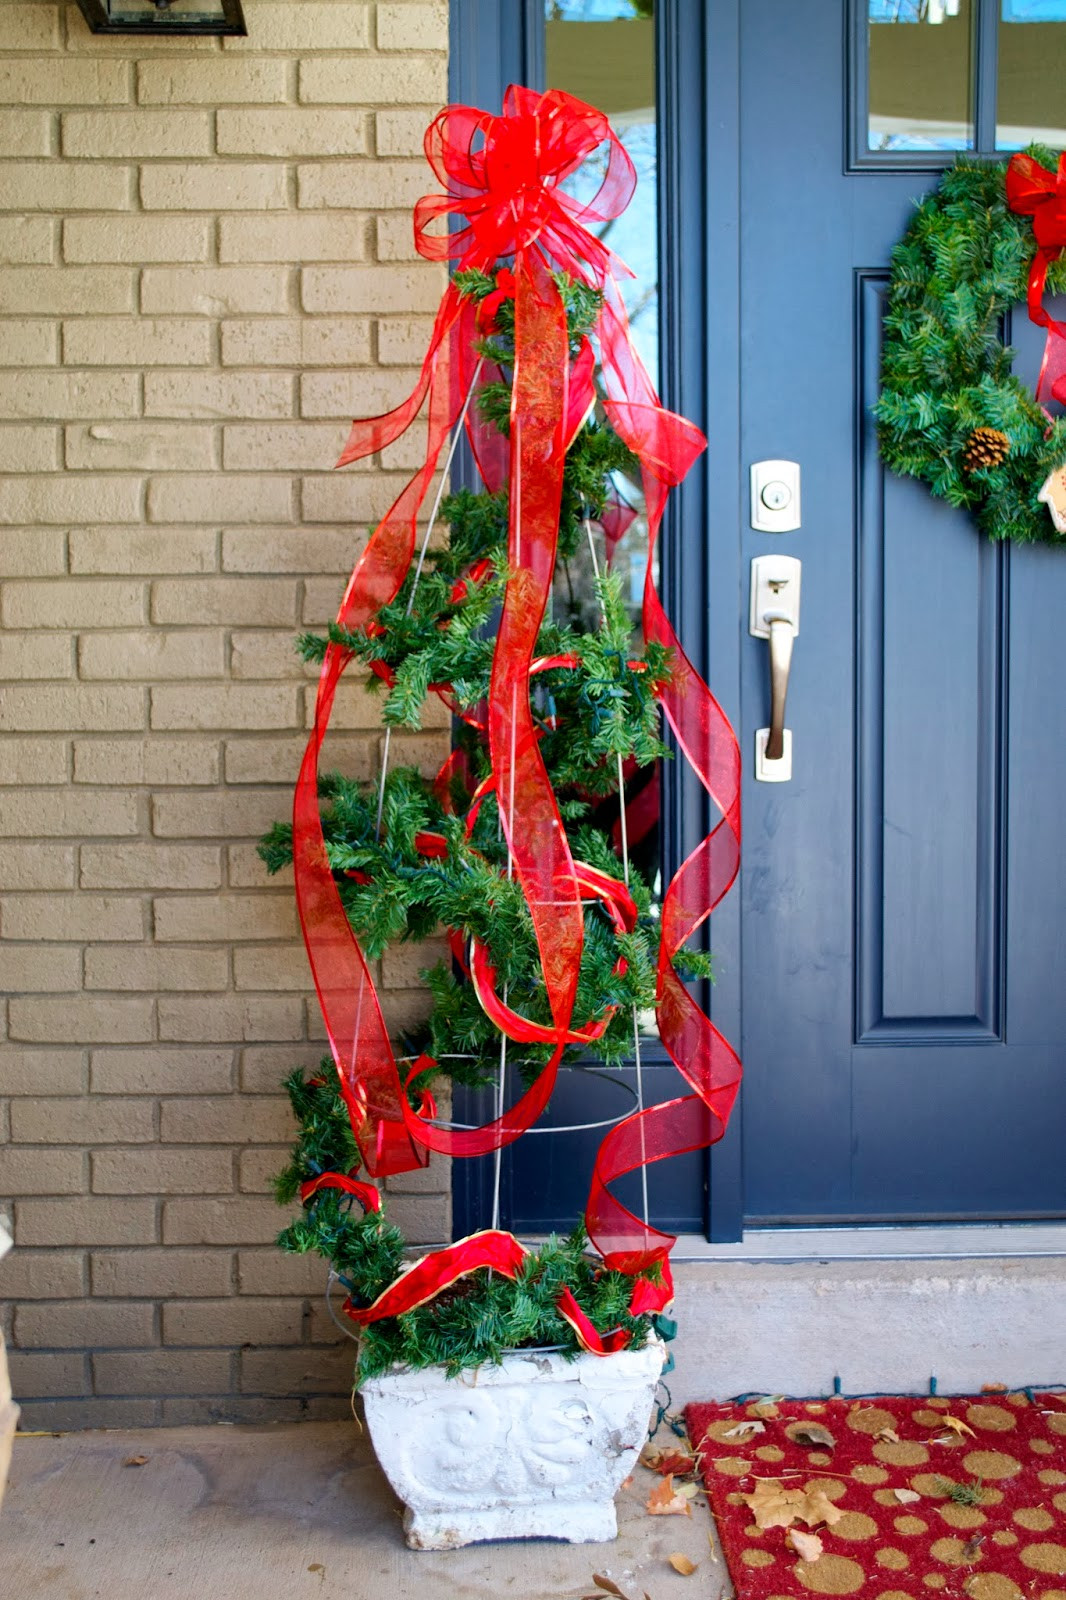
[1, 1421, 728, 1600]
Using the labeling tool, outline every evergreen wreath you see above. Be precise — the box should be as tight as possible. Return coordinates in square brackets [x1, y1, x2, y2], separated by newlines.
[876, 148, 1066, 546]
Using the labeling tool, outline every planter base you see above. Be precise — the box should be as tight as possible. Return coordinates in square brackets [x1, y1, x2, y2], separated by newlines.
[362, 1339, 665, 1550]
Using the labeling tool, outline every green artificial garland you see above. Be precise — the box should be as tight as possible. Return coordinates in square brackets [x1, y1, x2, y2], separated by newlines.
[876, 149, 1066, 546]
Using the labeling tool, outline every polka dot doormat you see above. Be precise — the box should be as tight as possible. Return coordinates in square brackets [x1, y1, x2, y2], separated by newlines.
[685, 1392, 1066, 1600]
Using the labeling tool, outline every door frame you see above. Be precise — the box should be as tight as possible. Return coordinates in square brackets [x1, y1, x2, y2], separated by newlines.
[448, 0, 746, 1242]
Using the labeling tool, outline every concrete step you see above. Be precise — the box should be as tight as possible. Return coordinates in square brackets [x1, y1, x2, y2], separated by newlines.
[668, 1226, 1066, 1401]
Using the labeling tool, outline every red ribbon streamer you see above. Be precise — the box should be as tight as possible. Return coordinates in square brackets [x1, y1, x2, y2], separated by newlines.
[1005, 151, 1066, 407]
[292, 84, 742, 1306]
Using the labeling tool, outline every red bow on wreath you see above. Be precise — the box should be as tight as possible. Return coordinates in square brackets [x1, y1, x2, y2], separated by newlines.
[1006, 151, 1066, 407]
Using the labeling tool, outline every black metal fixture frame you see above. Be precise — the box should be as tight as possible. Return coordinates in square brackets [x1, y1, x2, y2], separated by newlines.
[73, 0, 246, 36]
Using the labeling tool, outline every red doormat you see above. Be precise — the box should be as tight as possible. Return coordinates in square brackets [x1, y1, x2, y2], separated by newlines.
[685, 1393, 1066, 1600]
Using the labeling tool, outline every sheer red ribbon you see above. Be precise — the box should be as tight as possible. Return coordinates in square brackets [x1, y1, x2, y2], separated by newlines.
[293, 84, 742, 1313]
[1005, 151, 1066, 407]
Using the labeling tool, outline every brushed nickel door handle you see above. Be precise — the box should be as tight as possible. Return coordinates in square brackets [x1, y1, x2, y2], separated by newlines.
[763, 610, 795, 763]
[750, 554, 801, 782]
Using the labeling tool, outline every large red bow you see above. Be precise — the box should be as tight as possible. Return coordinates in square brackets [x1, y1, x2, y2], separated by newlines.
[293, 86, 741, 1296]
[1005, 151, 1066, 406]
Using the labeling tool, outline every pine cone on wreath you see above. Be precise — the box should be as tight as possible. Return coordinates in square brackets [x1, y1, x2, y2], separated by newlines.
[962, 426, 1010, 473]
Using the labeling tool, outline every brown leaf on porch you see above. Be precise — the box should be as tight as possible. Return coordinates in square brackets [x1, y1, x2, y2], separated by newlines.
[668, 1553, 698, 1576]
[788, 1528, 825, 1562]
[592, 1575, 628, 1598]
[940, 1415, 977, 1439]
[647, 1474, 694, 1516]
[785, 1421, 837, 1450]
[123, 1455, 149, 1467]
[741, 1478, 845, 1532]
[723, 1420, 766, 1440]
[893, 1487, 922, 1504]
[876, 1427, 901, 1444]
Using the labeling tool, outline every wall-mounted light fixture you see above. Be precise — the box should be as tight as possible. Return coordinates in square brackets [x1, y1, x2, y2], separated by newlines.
[74, 0, 246, 35]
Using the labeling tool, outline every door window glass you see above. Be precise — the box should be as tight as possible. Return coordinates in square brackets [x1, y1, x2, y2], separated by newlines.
[997, 1, 1066, 149]
[867, 0, 974, 153]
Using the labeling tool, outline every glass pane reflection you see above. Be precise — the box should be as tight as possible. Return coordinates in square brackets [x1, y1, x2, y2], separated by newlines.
[997, 1, 1066, 150]
[868, 0, 974, 152]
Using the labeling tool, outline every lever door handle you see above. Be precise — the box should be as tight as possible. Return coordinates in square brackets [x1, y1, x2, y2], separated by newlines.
[750, 554, 801, 782]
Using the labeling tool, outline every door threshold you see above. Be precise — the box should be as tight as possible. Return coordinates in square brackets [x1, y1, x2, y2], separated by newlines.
[671, 1222, 1066, 1262]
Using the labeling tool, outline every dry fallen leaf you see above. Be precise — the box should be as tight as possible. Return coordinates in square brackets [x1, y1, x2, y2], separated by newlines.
[592, 1577, 627, 1598]
[723, 1419, 766, 1440]
[941, 1415, 977, 1439]
[676, 1482, 699, 1499]
[741, 1479, 844, 1532]
[875, 1427, 901, 1444]
[659, 1451, 697, 1476]
[647, 1474, 694, 1517]
[640, 1444, 664, 1470]
[962, 1534, 985, 1561]
[123, 1455, 149, 1467]
[893, 1487, 921, 1504]
[668, 1553, 698, 1576]
[785, 1422, 836, 1450]
[753, 1400, 781, 1419]
[788, 1529, 825, 1563]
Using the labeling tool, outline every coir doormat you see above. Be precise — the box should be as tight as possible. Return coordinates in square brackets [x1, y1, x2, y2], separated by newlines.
[685, 1392, 1066, 1600]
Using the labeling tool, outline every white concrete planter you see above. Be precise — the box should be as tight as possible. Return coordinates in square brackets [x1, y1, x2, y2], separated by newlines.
[361, 1338, 666, 1549]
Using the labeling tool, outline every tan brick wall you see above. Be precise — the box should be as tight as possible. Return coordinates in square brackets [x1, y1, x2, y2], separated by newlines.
[0, 0, 451, 1429]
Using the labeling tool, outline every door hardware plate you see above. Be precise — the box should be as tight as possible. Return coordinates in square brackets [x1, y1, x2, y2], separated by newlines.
[755, 727, 792, 782]
[749, 553, 801, 639]
[750, 459, 801, 533]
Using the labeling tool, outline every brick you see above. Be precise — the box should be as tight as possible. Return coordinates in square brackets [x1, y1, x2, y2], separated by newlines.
[297, 158, 427, 211]
[141, 266, 290, 316]
[236, 1247, 324, 1298]
[0, 945, 82, 992]
[16, 1198, 156, 1246]
[73, 737, 219, 787]
[63, 215, 209, 265]
[92, 1147, 232, 1195]
[0, 476, 142, 526]
[0, 7, 60, 51]
[154, 894, 295, 943]
[0, 425, 59, 473]
[238, 1345, 351, 1396]
[151, 684, 298, 731]
[7, 1352, 89, 1398]
[140, 162, 288, 212]
[301, 674, 386, 730]
[0, 217, 54, 265]
[163, 1297, 302, 1347]
[300, 53, 445, 103]
[384, 1154, 450, 1196]
[238, 1146, 291, 1192]
[151, 789, 281, 838]
[63, 110, 210, 159]
[301, 577, 344, 624]
[233, 945, 310, 991]
[67, 425, 216, 475]
[299, 365, 419, 419]
[377, 315, 434, 365]
[147, 476, 294, 526]
[0, 371, 137, 420]
[0, 531, 65, 580]
[227, 842, 290, 888]
[376, 1, 447, 51]
[223, 4, 370, 51]
[0, 1148, 84, 1196]
[0, 845, 74, 891]
[220, 316, 371, 367]
[158, 996, 303, 1043]
[158, 1396, 308, 1424]
[0, 1249, 84, 1299]
[375, 211, 419, 262]
[381, 1191, 449, 1244]
[0, 638, 72, 684]
[81, 843, 221, 891]
[0, 266, 133, 316]
[219, 108, 366, 157]
[0, 59, 128, 105]
[381, 937, 447, 991]
[85, 945, 228, 992]
[11, 1097, 155, 1144]
[163, 1195, 292, 1245]
[19, 1398, 160, 1429]
[225, 734, 369, 785]
[2, 580, 143, 630]
[93, 1349, 232, 1396]
[161, 1096, 293, 1144]
[219, 212, 366, 265]
[137, 58, 287, 105]
[78, 630, 225, 681]
[375, 107, 434, 158]
[300, 471, 400, 524]
[14, 1301, 154, 1350]
[92, 1247, 232, 1298]
[145, 371, 292, 420]
[0, 789, 137, 839]
[9, 994, 154, 1044]
[222, 424, 345, 476]
[1, 161, 131, 212]
[3, 320, 58, 366]
[0, 686, 143, 732]
[90, 1048, 233, 1096]
[69, 527, 217, 575]
[228, 630, 315, 678]
[239, 1044, 322, 1094]
[302, 264, 441, 315]
[1, 1047, 85, 1095]
[1, 895, 143, 942]
[151, 577, 296, 627]
[63, 317, 212, 368]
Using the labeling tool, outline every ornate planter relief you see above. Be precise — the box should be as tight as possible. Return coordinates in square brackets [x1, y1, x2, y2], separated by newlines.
[361, 1338, 666, 1549]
